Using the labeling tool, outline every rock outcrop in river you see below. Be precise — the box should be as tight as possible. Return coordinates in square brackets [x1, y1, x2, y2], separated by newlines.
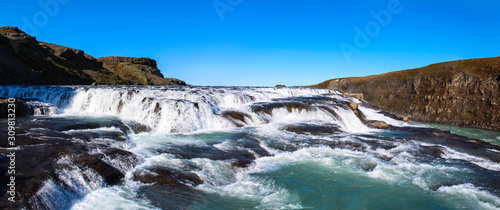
[0, 26, 185, 86]
[311, 57, 500, 130]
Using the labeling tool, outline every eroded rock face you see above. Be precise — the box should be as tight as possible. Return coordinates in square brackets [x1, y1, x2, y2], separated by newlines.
[0, 26, 186, 86]
[313, 57, 500, 130]
[98, 56, 186, 86]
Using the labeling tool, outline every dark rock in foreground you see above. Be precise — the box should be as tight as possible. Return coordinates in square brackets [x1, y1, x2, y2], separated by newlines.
[0, 117, 140, 209]
[0, 26, 185, 86]
[132, 166, 203, 186]
[0, 98, 35, 118]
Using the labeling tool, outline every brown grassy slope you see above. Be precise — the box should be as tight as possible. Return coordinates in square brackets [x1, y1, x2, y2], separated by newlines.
[311, 57, 500, 130]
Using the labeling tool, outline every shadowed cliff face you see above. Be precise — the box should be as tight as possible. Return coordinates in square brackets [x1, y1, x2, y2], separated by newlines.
[312, 57, 500, 131]
[0, 26, 185, 86]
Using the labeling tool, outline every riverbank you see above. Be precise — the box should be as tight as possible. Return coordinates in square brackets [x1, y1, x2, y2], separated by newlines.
[310, 57, 500, 131]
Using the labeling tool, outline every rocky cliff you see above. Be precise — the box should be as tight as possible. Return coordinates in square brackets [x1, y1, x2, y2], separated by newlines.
[0, 26, 185, 86]
[97, 57, 185, 86]
[312, 57, 500, 130]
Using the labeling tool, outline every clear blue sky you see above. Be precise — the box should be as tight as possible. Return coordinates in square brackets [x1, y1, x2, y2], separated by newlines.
[1, 0, 499, 86]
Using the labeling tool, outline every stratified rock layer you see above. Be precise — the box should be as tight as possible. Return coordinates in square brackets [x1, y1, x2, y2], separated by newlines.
[312, 57, 500, 130]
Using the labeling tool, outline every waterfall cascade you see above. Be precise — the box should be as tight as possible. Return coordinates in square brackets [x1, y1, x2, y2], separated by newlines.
[1, 86, 499, 209]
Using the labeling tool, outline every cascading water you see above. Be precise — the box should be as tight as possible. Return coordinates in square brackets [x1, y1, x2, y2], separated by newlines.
[1, 85, 499, 209]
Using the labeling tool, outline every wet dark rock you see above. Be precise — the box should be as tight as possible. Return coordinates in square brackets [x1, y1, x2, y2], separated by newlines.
[0, 98, 35, 118]
[126, 121, 152, 133]
[281, 123, 341, 135]
[231, 159, 254, 169]
[420, 146, 444, 158]
[220, 110, 251, 127]
[0, 117, 139, 209]
[161, 144, 258, 163]
[0, 142, 78, 209]
[59, 118, 129, 133]
[251, 102, 312, 115]
[154, 103, 161, 113]
[266, 143, 299, 153]
[374, 154, 393, 162]
[117, 100, 124, 112]
[151, 134, 270, 172]
[248, 95, 256, 101]
[318, 106, 341, 119]
[132, 166, 203, 186]
[74, 154, 124, 185]
[137, 184, 205, 210]
[228, 134, 272, 157]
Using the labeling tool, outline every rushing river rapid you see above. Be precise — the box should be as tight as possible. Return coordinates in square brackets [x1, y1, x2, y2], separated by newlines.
[1, 86, 500, 209]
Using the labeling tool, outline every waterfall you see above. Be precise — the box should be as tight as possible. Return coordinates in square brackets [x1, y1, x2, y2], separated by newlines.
[1, 85, 500, 209]
[1, 86, 372, 134]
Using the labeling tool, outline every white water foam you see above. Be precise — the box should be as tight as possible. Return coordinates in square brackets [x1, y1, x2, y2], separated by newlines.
[71, 185, 157, 210]
[4, 86, 499, 209]
[358, 105, 408, 127]
[441, 146, 500, 171]
[437, 183, 500, 210]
